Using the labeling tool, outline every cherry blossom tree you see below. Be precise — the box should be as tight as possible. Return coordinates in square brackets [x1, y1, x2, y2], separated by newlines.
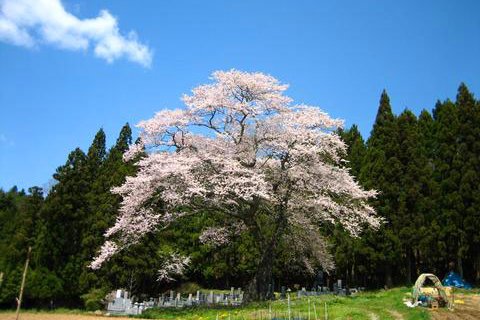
[92, 70, 380, 300]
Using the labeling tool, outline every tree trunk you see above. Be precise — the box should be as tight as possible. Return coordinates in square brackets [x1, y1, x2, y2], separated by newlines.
[245, 240, 276, 301]
[474, 249, 480, 284]
[406, 248, 412, 285]
[243, 198, 287, 301]
[15, 247, 31, 320]
[351, 256, 356, 286]
[384, 264, 393, 289]
[346, 262, 350, 287]
[414, 249, 420, 278]
[457, 255, 464, 278]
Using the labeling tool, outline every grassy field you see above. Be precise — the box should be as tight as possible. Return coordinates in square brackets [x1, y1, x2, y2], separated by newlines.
[138, 287, 429, 320]
[4, 287, 479, 320]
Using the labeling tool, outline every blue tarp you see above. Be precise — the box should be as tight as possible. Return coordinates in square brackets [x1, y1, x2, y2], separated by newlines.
[442, 271, 473, 289]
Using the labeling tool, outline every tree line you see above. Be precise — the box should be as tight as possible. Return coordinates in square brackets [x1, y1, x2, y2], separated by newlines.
[334, 83, 480, 288]
[0, 84, 478, 308]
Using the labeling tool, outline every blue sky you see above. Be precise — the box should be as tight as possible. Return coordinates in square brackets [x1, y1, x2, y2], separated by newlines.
[1, 0, 480, 191]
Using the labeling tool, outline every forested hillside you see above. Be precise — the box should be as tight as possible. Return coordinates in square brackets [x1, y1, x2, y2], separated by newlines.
[1, 84, 479, 308]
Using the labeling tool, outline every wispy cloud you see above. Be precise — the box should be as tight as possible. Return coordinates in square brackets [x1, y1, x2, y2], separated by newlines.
[0, 0, 153, 67]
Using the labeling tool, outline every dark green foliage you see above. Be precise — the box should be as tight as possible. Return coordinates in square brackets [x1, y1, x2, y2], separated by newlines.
[0, 123, 161, 308]
[339, 124, 366, 177]
[449, 84, 480, 280]
[332, 84, 480, 289]
[0, 187, 44, 307]
[36, 148, 89, 305]
[359, 90, 403, 288]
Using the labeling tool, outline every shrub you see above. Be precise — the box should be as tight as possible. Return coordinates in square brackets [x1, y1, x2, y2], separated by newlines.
[81, 288, 107, 311]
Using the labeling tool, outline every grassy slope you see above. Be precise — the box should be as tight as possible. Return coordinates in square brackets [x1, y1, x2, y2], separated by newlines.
[139, 287, 430, 319]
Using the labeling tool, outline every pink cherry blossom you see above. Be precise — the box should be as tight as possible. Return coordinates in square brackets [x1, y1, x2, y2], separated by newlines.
[157, 253, 191, 282]
[91, 69, 380, 276]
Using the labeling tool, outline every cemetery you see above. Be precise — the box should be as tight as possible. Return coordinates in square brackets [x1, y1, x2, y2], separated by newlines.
[104, 276, 370, 316]
[106, 288, 245, 315]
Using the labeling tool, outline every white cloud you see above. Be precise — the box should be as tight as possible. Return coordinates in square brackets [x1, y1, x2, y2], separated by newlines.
[0, 0, 153, 67]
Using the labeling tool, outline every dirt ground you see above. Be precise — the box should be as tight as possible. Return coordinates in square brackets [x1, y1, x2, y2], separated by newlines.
[430, 294, 480, 320]
[0, 313, 140, 320]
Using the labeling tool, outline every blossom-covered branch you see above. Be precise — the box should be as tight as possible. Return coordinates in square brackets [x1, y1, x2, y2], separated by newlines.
[157, 253, 191, 283]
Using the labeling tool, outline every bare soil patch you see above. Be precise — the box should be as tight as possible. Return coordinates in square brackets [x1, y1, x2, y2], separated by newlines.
[430, 294, 480, 320]
[387, 309, 405, 320]
[0, 313, 139, 320]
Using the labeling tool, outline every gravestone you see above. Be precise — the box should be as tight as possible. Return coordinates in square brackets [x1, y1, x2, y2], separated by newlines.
[267, 283, 274, 300]
[176, 292, 181, 306]
[280, 286, 286, 299]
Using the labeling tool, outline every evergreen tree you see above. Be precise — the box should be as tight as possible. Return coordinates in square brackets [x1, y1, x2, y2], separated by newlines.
[79, 124, 153, 298]
[339, 124, 366, 177]
[453, 84, 480, 280]
[416, 110, 442, 275]
[331, 125, 368, 286]
[396, 109, 436, 283]
[0, 187, 45, 307]
[86, 129, 107, 176]
[78, 129, 109, 294]
[360, 90, 402, 287]
[35, 148, 90, 306]
[432, 98, 462, 277]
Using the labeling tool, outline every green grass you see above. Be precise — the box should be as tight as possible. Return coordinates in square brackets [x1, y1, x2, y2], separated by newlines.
[138, 287, 430, 320]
